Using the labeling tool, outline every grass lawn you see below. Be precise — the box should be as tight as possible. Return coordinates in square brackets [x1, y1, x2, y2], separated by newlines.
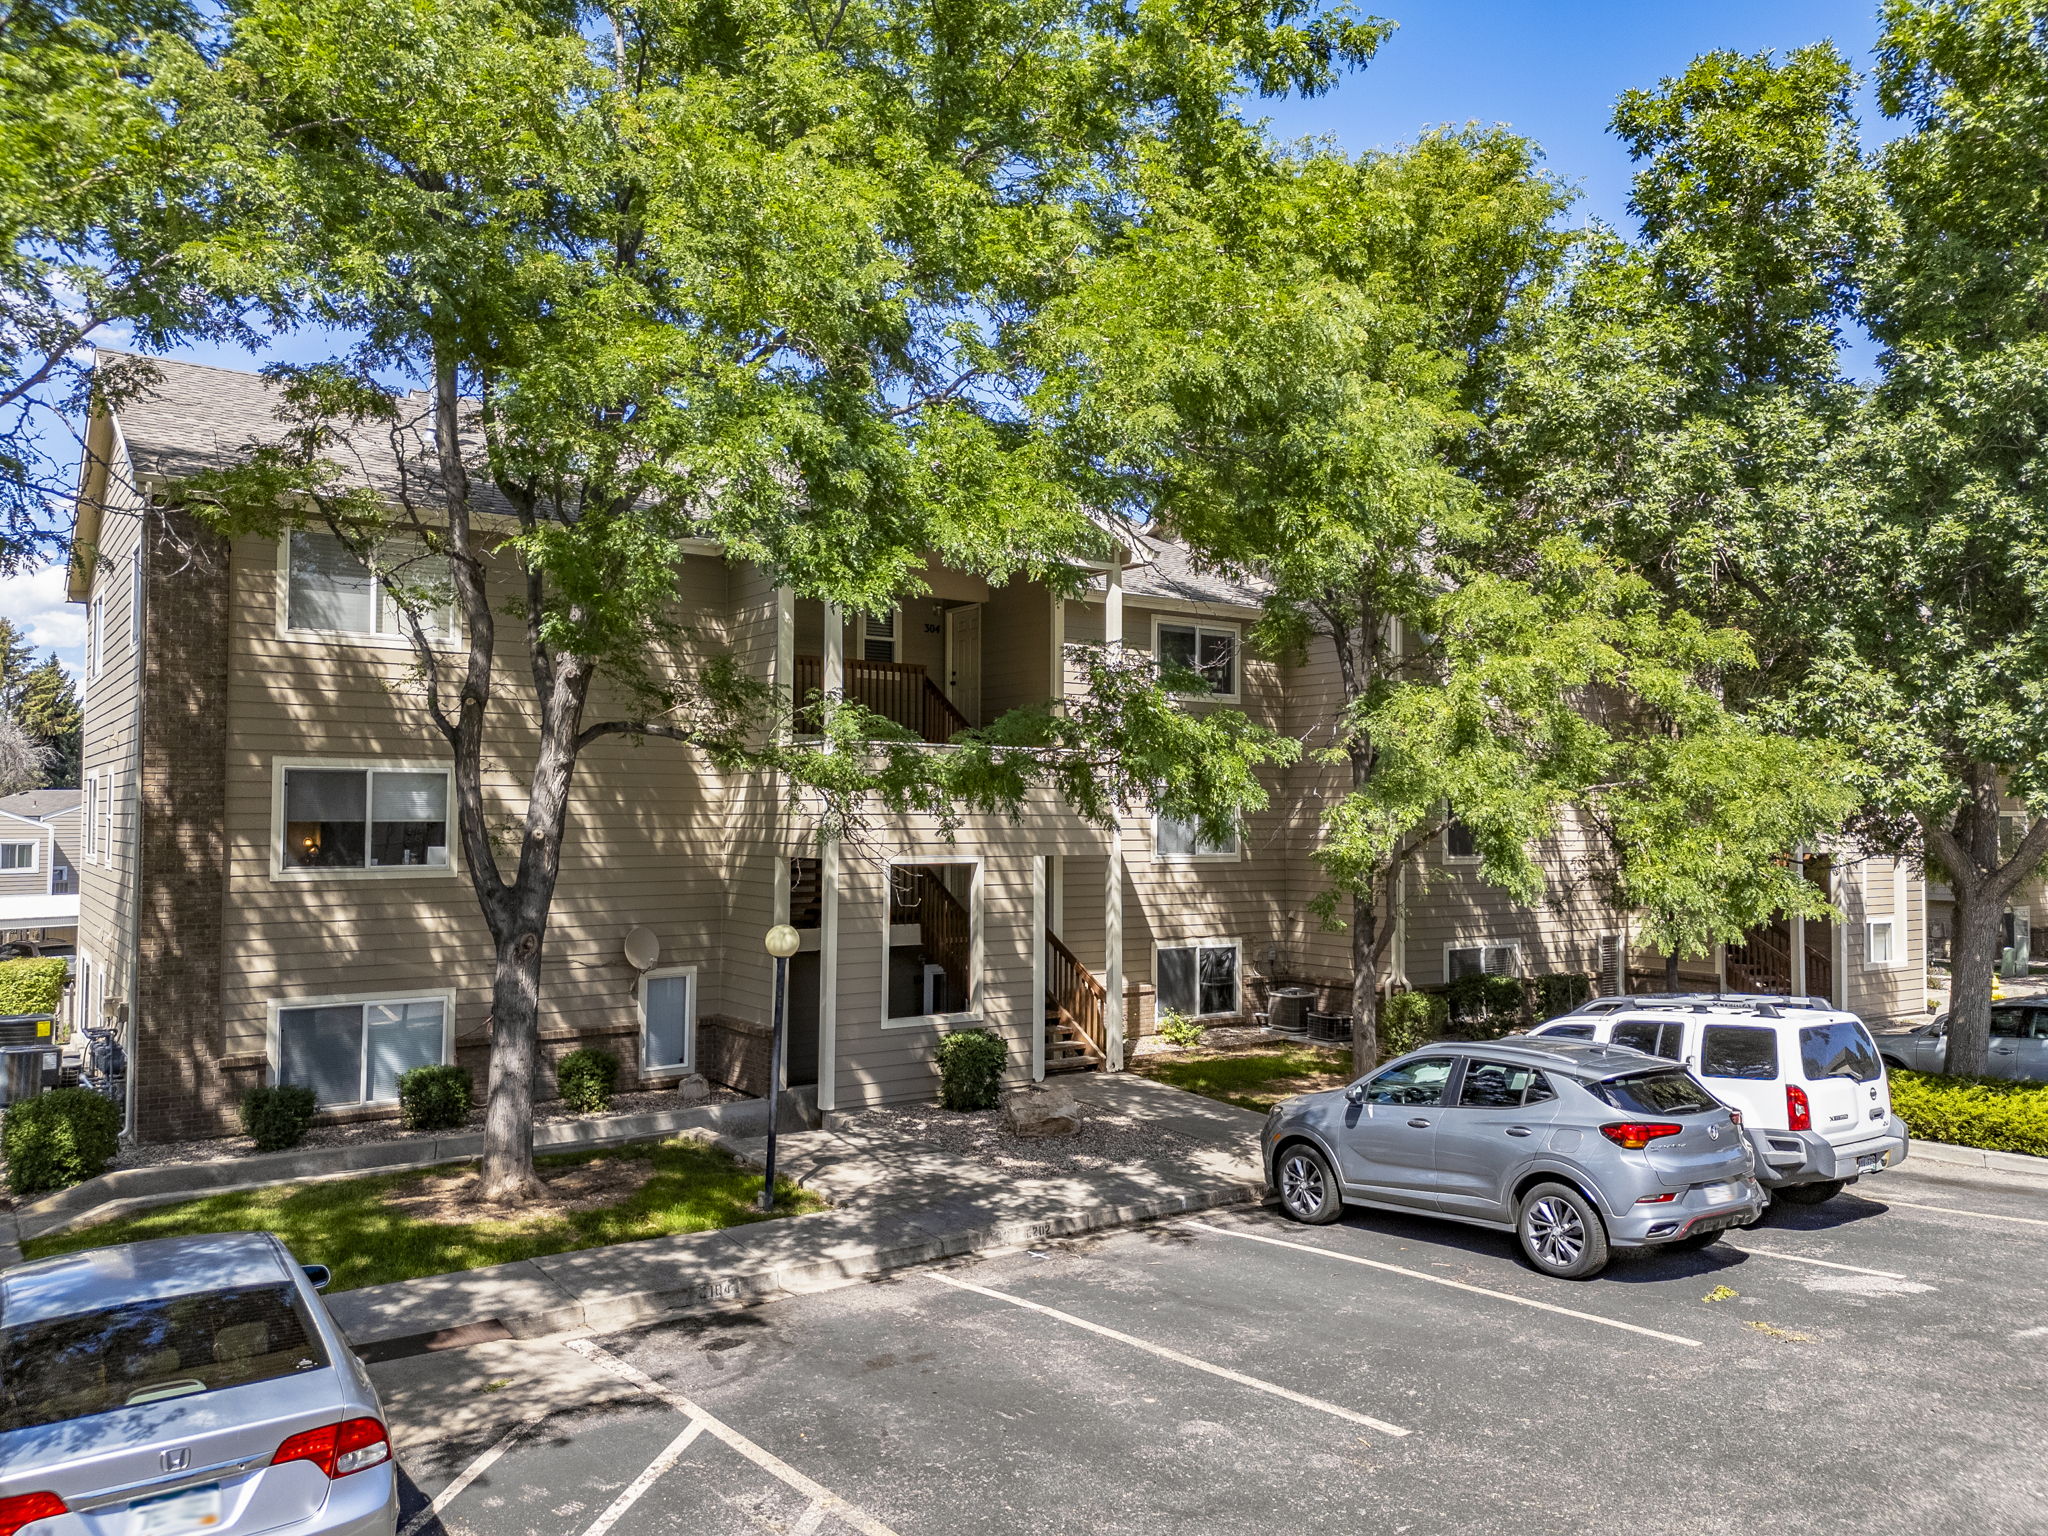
[20, 1137, 823, 1291]
[1132, 1043, 1354, 1114]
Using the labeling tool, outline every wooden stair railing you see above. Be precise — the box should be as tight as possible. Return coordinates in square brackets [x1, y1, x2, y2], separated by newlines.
[1725, 923, 1793, 995]
[891, 866, 971, 1006]
[793, 655, 969, 744]
[789, 857, 822, 930]
[1045, 931, 1109, 1070]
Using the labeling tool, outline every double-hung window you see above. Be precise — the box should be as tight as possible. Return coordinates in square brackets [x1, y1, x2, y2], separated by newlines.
[86, 596, 103, 681]
[1443, 819, 1479, 861]
[1446, 943, 1519, 980]
[1157, 941, 1239, 1018]
[284, 529, 455, 641]
[275, 994, 449, 1107]
[81, 776, 97, 863]
[0, 842, 35, 872]
[1155, 621, 1238, 699]
[279, 764, 451, 873]
[1154, 811, 1238, 860]
[1866, 917, 1897, 967]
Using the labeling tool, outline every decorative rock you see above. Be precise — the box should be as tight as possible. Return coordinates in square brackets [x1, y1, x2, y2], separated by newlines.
[1002, 1082, 1081, 1139]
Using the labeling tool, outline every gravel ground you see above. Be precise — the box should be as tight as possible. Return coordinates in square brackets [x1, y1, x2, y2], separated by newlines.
[102, 1083, 747, 1173]
[828, 1093, 1210, 1179]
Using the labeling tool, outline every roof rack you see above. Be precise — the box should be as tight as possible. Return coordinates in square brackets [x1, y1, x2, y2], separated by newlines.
[1568, 992, 1831, 1016]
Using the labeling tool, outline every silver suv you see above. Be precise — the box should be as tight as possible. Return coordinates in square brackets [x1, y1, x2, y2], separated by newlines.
[1262, 1037, 1762, 1278]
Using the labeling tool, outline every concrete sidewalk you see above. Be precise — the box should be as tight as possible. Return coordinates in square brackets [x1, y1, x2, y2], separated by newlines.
[327, 1073, 1267, 1352]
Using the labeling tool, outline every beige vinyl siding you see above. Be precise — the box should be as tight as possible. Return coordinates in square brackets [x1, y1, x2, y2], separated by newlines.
[977, 580, 1053, 721]
[0, 813, 48, 897]
[45, 807, 79, 889]
[1841, 852, 1924, 1027]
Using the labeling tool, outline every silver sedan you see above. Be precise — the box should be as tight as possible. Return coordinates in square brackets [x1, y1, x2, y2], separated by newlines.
[1261, 1036, 1763, 1278]
[0, 1233, 396, 1536]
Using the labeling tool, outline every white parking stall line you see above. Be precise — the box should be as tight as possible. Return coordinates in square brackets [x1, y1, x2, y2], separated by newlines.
[790, 1501, 830, 1536]
[927, 1272, 1412, 1437]
[398, 1413, 548, 1536]
[563, 1338, 904, 1536]
[1182, 1221, 1705, 1348]
[577, 1422, 706, 1536]
[1866, 1195, 2048, 1230]
[1719, 1243, 1913, 1280]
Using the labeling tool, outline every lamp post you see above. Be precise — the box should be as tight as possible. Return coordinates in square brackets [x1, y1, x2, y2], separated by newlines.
[760, 924, 801, 1212]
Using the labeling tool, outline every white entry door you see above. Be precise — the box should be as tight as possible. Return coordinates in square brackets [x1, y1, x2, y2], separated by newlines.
[945, 604, 982, 725]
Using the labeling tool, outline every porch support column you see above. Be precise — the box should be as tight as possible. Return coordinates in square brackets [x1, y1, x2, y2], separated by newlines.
[1031, 856, 1047, 1082]
[818, 604, 845, 1111]
[1789, 845, 1808, 998]
[1103, 565, 1126, 1071]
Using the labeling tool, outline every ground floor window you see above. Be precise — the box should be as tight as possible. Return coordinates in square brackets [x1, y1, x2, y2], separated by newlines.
[641, 967, 695, 1075]
[1446, 943, 1519, 981]
[886, 861, 977, 1022]
[1865, 917, 1897, 967]
[276, 995, 448, 1107]
[1157, 941, 1239, 1018]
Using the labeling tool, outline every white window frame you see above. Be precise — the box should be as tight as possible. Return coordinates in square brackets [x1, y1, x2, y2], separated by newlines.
[1444, 941, 1523, 981]
[638, 964, 698, 1078]
[274, 530, 458, 649]
[129, 545, 144, 642]
[270, 757, 461, 880]
[857, 606, 901, 664]
[880, 855, 983, 1030]
[81, 774, 97, 864]
[1866, 917, 1899, 969]
[264, 987, 457, 1108]
[1151, 617, 1241, 703]
[1152, 809, 1240, 862]
[86, 595, 103, 681]
[1154, 938, 1243, 1019]
[0, 841, 38, 874]
[1442, 818, 1481, 864]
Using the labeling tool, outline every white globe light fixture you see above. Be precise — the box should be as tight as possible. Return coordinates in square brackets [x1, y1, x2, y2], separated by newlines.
[764, 924, 801, 960]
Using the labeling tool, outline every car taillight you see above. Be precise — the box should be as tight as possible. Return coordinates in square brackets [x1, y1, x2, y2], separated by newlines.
[1727, 1108, 1743, 1127]
[274, 1418, 390, 1479]
[1635, 1191, 1677, 1204]
[1599, 1121, 1683, 1150]
[0, 1492, 66, 1536]
[1786, 1084, 1811, 1131]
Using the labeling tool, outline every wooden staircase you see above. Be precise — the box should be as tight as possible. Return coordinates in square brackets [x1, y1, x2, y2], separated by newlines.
[794, 656, 971, 743]
[1045, 932, 1108, 1074]
[891, 866, 972, 1010]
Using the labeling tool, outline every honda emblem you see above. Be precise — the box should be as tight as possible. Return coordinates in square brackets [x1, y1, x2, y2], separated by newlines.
[161, 1448, 189, 1473]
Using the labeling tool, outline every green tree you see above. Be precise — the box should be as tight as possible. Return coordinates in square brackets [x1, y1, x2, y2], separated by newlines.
[160, 0, 1344, 1197]
[1034, 133, 1849, 1068]
[14, 657, 79, 785]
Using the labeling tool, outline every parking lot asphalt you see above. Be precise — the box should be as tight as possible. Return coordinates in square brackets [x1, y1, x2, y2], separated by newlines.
[370, 1161, 2048, 1536]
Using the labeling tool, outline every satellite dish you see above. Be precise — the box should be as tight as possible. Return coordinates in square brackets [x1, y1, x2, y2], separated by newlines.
[622, 926, 661, 971]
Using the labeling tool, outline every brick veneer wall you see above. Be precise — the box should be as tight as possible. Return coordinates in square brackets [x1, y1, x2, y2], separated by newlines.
[133, 505, 237, 1140]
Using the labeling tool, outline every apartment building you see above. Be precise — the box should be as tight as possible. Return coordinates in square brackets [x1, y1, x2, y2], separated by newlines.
[68, 356, 1930, 1142]
[0, 788, 81, 962]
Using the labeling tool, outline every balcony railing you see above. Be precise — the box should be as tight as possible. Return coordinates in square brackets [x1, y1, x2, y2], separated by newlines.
[793, 656, 970, 744]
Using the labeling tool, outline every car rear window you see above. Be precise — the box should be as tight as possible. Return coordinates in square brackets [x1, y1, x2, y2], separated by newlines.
[1799, 1021, 1883, 1083]
[1590, 1069, 1720, 1116]
[1700, 1025, 1779, 1081]
[0, 1282, 329, 1432]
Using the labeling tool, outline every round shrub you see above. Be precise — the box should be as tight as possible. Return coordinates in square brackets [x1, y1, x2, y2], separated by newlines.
[398, 1064, 473, 1131]
[1157, 1011, 1205, 1048]
[240, 1084, 317, 1152]
[1379, 990, 1449, 1057]
[934, 1027, 1008, 1111]
[556, 1048, 619, 1114]
[5, 1087, 122, 1196]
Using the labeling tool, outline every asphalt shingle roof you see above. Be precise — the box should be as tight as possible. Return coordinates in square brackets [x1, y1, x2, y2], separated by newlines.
[0, 789, 81, 819]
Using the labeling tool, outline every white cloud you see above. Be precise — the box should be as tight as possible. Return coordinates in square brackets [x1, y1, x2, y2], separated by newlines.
[0, 563, 85, 677]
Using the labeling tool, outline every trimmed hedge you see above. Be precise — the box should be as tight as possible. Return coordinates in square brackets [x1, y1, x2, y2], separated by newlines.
[1380, 990, 1448, 1057]
[1890, 1069, 2048, 1158]
[556, 1048, 619, 1114]
[935, 1027, 1007, 1111]
[240, 1085, 317, 1152]
[398, 1064, 473, 1131]
[6, 1088, 121, 1195]
[1446, 973, 1524, 1039]
[0, 957, 67, 1019]
[1534, 972, 1592, 1020]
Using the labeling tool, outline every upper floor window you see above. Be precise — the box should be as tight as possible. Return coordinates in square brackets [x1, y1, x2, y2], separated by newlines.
[1156, 620, 1238, 699]
[285, 529, 454, 641]
[86, 596, 104, 681]
[1155, 812, 1238, 860]
[1444, 818, 1479, 861]
[279, 764, 451, 874]
[860, 608, 899, 663]
[0, 842, 35, 872]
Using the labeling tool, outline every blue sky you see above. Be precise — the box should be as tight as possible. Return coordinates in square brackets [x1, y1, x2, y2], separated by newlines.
[3, 0, 1899, 679]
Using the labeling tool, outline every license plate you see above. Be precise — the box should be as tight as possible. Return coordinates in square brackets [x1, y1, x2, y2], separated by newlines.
[1859, 1152, 1887, 1172]
[1701, 1182, 1739, 1206]
[129, 1483, 222, 1536]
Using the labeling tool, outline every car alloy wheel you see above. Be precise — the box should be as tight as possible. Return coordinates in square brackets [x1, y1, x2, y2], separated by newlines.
[1525, 1196, 1585, 1268]
[1281, 1151, 1326, 1218]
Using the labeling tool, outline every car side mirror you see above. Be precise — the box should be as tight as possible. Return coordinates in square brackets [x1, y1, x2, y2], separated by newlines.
[1345, 1083, 1367, 1106]
[303, 1264, 332, 1292]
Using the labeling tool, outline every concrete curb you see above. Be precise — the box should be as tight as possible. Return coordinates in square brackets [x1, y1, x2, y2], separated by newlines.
[336, 1179, 1268, 1352]
[6, 1091, 816, 1247]
[1905, 1138, 2048, 1188]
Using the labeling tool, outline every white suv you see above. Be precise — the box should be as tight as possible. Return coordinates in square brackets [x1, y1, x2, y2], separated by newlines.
[1527, 995, 1910, 1203]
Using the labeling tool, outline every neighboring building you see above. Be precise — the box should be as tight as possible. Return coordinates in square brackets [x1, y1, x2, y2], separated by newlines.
[68, 357, 1932, 1141]
[0, 788, 81, 962]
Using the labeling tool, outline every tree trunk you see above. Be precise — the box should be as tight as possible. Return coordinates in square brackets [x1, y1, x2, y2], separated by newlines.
[1351, 885, 1381, 1075]
[1945, 890, 2004, 1078]
[477, 925, 548, 1202]
[1665, 949, 1681, 993]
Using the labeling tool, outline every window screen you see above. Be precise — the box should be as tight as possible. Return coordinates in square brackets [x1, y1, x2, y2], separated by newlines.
[643, 974, 692, 1071]
[365, 1000, 443, 1100]
[284, 767, 448, 870]
[1157, 944, 1237, 1017]
[1447, 945, 1516, 980]
[1198, 946, 1239, 1016]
